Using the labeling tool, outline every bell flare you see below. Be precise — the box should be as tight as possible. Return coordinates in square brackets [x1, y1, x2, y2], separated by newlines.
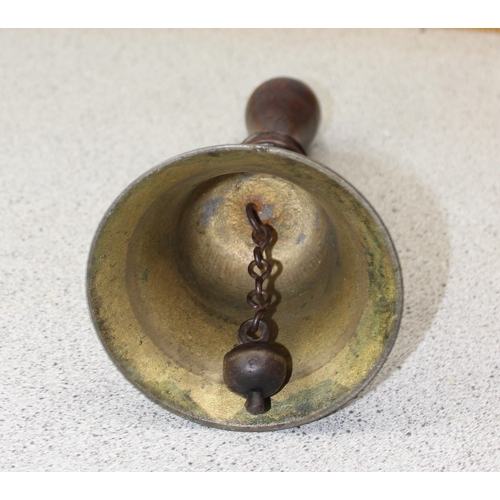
[87, 145, 402, 431]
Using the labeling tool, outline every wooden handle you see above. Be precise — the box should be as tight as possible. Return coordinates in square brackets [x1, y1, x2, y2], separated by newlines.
[244, 77, 320, 154]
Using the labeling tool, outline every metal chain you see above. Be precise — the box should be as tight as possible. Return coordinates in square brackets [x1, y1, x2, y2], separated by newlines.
[244, 203, 273, 334]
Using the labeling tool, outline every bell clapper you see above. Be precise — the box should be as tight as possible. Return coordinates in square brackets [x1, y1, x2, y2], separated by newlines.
[223, 203, 288, 415]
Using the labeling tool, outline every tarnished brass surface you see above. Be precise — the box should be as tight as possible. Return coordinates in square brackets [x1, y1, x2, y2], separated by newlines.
[87, 145, 403, 431]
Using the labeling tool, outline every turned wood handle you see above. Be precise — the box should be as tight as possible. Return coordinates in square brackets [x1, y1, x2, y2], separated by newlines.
[244, 77, 320, 154]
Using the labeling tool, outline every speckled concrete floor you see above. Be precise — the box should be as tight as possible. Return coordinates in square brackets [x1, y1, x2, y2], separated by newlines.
[0, 29, 499, 471]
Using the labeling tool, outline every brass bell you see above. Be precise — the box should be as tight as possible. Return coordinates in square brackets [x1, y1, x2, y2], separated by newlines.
[87, 77, 403, 431]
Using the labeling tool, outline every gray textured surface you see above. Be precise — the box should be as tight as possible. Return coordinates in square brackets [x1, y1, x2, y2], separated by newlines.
[1, 29, 499, 471]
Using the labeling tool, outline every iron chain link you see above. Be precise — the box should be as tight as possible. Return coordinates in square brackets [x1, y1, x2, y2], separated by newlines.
[244, 203, 273, 334]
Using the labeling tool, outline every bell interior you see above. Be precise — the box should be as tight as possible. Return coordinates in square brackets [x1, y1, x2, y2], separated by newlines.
[88, 146, 402, 431]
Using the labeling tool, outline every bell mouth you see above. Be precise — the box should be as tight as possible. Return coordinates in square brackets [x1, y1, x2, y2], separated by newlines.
[87, 145, 402, 431]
